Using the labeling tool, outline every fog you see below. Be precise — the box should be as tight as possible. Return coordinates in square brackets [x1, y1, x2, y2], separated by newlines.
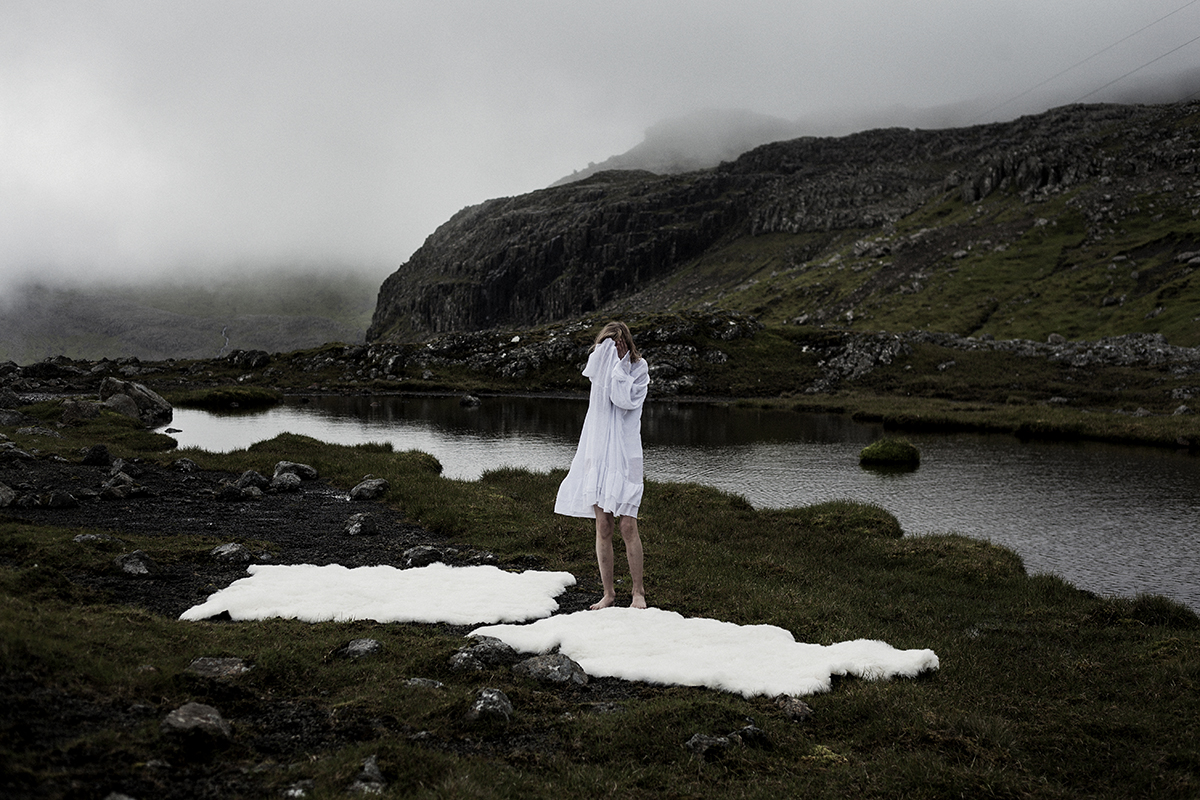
[2, 0, 1198, 296]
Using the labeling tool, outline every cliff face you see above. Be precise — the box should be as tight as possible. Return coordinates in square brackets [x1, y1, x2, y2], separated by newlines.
[368, 103, 1200, 343]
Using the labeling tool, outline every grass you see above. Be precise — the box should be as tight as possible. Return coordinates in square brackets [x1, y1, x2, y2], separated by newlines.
[2, 423, 1198, 797]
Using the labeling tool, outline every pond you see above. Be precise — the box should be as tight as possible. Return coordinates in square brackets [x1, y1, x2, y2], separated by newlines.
[163, 395, 1200, 612]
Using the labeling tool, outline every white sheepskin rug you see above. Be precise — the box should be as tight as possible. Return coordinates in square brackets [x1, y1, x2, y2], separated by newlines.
[179, 563, 576, 625]
[473, 606, 940, 697]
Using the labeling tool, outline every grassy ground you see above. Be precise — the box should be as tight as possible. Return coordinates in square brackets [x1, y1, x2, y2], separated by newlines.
[2, 413, 1198, 797]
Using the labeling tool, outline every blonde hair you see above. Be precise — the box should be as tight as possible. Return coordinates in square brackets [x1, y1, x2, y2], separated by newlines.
[592, 321, 642, 362]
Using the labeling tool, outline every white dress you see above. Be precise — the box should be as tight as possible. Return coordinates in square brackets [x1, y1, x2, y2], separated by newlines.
[554, 339, 651, 519]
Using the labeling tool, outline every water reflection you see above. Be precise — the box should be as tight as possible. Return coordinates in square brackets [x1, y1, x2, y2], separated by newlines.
[165, 395, 1200, 612]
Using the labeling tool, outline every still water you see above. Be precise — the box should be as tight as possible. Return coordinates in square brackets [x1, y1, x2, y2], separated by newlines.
[165, 395, 1200, 612]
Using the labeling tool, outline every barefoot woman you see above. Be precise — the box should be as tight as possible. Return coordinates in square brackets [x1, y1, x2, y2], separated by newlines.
[555, 321, 650, 609]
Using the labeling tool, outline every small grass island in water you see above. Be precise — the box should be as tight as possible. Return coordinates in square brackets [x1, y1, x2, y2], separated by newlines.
[859, 437, 921, 467]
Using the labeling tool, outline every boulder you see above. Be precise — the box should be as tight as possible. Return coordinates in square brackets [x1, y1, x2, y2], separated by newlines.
[333, 639, 383, 659]
[274, 461, 318, 481]
[344, 512, 378, 536]
[404, 545, 442, 567]
[465, 688, 513, 723]
[684, 733, 731, 761]
[98, 377, 172, 427]
[160, 702, 232, 742]
[512, 653, 589, 686]
[0, 482, 16, 508]
[269, 472, 302, 493]
[210, 543, 253, 563]
[450, 636, 520, 672]
[350, 477, 389, 501]
[81, 444, 113, 466]
[114, 550, 159, 576]
[185, 657, 252, 679]
[346, 754, 386, 795]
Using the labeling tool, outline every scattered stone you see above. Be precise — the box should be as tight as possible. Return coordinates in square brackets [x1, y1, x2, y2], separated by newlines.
[236, 470, 269, 491]
[160, 701, 232, 742]
[99, 377, 173, 427]
[513, 653, 589, 686]
[450, 636, 520, 671]
[404, 545, 442, 567]
[684, 733, 731, 761]
[185, 657, 252, 679]
[274, 461, 318, 481]
[333, 639, 383, 659]
[774, 694, 814, 722]
[346, 754, 386, 795]
[172, 457, 199, 472]
[282, 779, 315, 798]
[728, 723, 771, 749]
[74, 532, 120, 544]
[81, 444, 112, 466]
[42, 490, 79, 508]
[350, 476, 389, 501]
[465, 688, 513, 723]
[114, 550, 159, 576]
[210, 542, 253, 563]
[16, 426, 62, 439]
[269, 471, 302, 493]
[345, 512, 378, 536]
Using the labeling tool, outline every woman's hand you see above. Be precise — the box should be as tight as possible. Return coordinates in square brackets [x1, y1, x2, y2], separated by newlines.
[614, 337, 629, 359]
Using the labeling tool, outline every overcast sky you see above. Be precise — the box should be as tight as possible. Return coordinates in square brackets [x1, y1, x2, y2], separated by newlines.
[2, 0, 1198, 292]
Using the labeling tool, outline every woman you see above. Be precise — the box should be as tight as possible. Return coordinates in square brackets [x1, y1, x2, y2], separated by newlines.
[555, 321, 651, 609]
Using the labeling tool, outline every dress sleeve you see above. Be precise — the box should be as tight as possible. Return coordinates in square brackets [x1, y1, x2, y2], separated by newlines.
[609, 355, 650, 410]
[582, 340, 615, 379]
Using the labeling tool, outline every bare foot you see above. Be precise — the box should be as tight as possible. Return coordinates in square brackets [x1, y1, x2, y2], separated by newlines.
[589, 594, 616, 610]
[631, 594, 647, 609]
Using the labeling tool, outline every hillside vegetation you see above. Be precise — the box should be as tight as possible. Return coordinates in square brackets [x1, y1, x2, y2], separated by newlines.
[368, 102, 1200, 347]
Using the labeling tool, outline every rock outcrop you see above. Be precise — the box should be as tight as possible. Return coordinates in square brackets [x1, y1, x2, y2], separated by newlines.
[368, 102, 1200, 341]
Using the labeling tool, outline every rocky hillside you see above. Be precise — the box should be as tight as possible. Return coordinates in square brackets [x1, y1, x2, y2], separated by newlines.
[368, 102, 1200, 347]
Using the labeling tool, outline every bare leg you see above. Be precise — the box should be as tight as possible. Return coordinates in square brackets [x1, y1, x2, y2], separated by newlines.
[591, 506, 617, 610]
[620, 515, 646, 608]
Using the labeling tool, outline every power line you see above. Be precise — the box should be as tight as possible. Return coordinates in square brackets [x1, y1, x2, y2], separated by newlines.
[971, 0, 1200, 121]
[1072, 32, 1200, 103]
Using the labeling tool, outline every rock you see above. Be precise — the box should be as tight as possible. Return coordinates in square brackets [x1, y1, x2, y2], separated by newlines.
[405, 678, 445, 690]
[42, 491, 79, 508]
[172, 457, 200, 472]
[16, 426, 62, 439]
[60, 399, 101, 425]
[350, 477, 389, 501]
[1174, 405, 1192, 416]
[236, 470, 269, 491]
[160, 701, 232, 742]
[98, 377, 173, 427]
[185, 657, 252, 679]
[345, 512, 378, 536]
[81, 444, 113, 466]
[465, 688, 513, 723]
[333, 638, 383, 659]
[274, 460, 318, 481]
[0, 482, 18, 507]
[728, 723, 771, 749]
[512, 653, 589, 686]
[269, 472, 302, 493]
[114, 550, 159, 576]
[774, 694, 814, 722]
[459, 394, 481, 407]
[347, 754, 386, 795]
[210, 543, 253, 563]
[74, 532, 120, 544]
[684, 733, 731, 761]
[403, 545, 442, 567]
[450, 636, 520, 671]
